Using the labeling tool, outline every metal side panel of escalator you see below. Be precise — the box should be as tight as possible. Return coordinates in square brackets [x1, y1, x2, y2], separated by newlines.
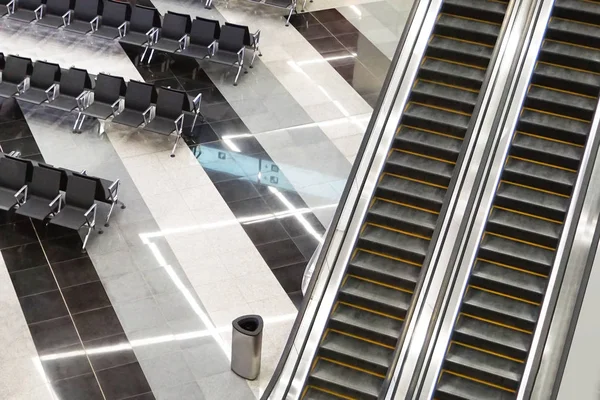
[433, 0, 600, 398]
[300, 0, 512, 399]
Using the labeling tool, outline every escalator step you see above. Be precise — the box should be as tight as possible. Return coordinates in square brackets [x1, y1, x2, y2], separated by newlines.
[526, 84, 597, 121]
[546, 17, 600, 53]
[487, 206, 562, 249]
[395, 125, 463, 163]
[445, 342, 523, 390]
[309, 358, 382, 400]
[302, 387, 348, 400]
[436, 372, 516, 400]
[453, 314, 530, 360]
[463, 286, 539, 332]
[419, 57, 485, 91]
[359, 224, 429, 265]
[553, 0, 600, 26]
[329, 303, 402, 347]
[435, 13, 501, 46]
[427, 35, 493, 68]
[518, 107, 590, 145]
[533, 60, 600, 99]
[539, 39, 600, 74]
[386, 149, 454, 187]
[511, 132, 583, 171]
[504, 156, 576, 196]
[442, 0, 508, 24]
[479, 233, 554, 275]
[368, 198, 438, 239]
[472, 259, 547, 303]
[411, 79, 478, 115]
[339, 275, 413, 319]
[404, 103, 470, 138]
[495, 181, 569, 222]
[349, 250, 421, 290]
[376, 173, 446, 213]
[319, 330, 393, 375]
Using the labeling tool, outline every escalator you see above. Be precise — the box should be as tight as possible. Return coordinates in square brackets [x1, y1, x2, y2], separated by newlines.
[301, 0, 511, 398]
[433, 0, 600, 398]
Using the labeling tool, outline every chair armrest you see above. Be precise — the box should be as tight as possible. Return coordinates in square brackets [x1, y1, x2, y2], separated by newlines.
[45, 83, 59, 102]
[34, 4, 44, 20]
[111, 98, 123, 115]
[49, 193, 63, 212]
[252, 29, 261, 48]
[118, 21, 129, 38]
[108, 179, 120, 202]
[178, 34, 189, 50]
[208, 40, 217, 56]
[62, 10, 72, 26]
[17, 77, 30, 94]
[146, 27, 160, 44]
[76, 90, 91, 111]
[237, 47, 245, 65]
[192, 93, 202, 114]
[7, 0, 15, 14]
[174, 113, 185, 134]
[14, 185, 28, 206]
[84, 203, 97, 227]
[90, 16, 100, 32]
[143, 105, 155, 125]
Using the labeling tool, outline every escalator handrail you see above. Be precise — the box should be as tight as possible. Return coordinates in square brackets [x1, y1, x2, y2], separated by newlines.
[259, 0, 437, 396]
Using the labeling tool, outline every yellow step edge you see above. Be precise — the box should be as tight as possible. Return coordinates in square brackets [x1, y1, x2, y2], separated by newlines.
[367, 222, 432, 240]
[318, 357, 386, 378]
[398, 124, 464, 141]
[537, 60, 600, 76]
[383, 172, 448, 190]
[347, 274, 414, 294]
[338, 301, 405, 321]
[373, 196, 439, 215]
[551, 16, 600, 30]
[392, 148, 456, 165]
[440, 12, 502, 26]
[542, 38, 600, 56]
[329, 328, 396, 350]
[441, 370, 516, 393]
[460, 312, 533, 334]
[408, 101, 472, 117]
[304, 386, 356, 400]
[477, 257, 548, 278]
[493, 205, 563, 224]
[450, 340, 524, 363]
[508, 155, 577, 173]
[500, 179, 571, 198]
[417, 77, 480, 93]
[357, 247, 424, 267]
[522, 106, 591, 123]
[433, 33, 495, 48]
[468, 284, 541, 306]
[516, 130, 584, 148]
[424, 55, 487, 71]
[484, 231, 556, 251]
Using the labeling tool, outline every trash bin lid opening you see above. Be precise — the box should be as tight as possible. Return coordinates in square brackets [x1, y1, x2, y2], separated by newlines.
[240, 320, 258, 331]
[233, 315, 264, 335]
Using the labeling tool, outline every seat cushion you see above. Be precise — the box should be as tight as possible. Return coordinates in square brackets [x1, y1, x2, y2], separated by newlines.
[64, 19, 92, 34]
[49, 206, 86, 230]
[92, 25, 119, 39]
[17, 88, 48, 105]
[119, 31, 149, 46]
[0, 187, 18, 211]
[8, 9, 36, 22]
[37, 14, 65, 28]
[46, 95, 78, 112]
[152, 38, 181, 54]
[180, 44, 210, 60]
[209, 51, 241, 66]
[112, 109, 144, 128]
[82, 102, 114, 120]
[15, 196, 53, 220]
[144, 116, 176, 135]
[0, 82, 19, 98]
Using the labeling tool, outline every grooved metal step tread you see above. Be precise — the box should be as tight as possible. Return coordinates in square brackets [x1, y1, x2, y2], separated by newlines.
[455, 315, 530, 356]
[547, 16, 600, 41]
[436, 373, 516, 400]
[360, 224, 429, 261]
[520, 108, 590, 138]
[310, 359, 382, 399]
[436, 13, 501, 39]
[540, 39, 600, 67]
[505, 157, 576, 190]
[512, 132, 583, 167]
[302, 387, 344, 400]
[554, 0, 600, 18]
[330, 303, 403, 341]
[412, 79, 479, 109]
[378, 174, 446, 205]
[472, 260, 546, 301]
[405, 103, 471, 131]
[534, 61, 600, 91]
[420, 57, 486, 85]
[527, 85, 597, 115]
[388, 149, 454, 182]
[464, 287, 539, 328]
[340, 275, 413, 313]
[428, 35, 494, 60]
[488, 207, 562, 242]
[443, 0, 508, 19]
[480, 234, 554, 271]
[369, 198, 438, 233]
[321, 330, 393, 370]
[495, 182, 569, 219]
[396, 126, 463, 160]
[350, 250, 421, 288]
[446, 343, 522, 385]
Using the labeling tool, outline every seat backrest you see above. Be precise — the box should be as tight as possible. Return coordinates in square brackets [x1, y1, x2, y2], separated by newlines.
[46, 0, 74, 16]
[225, 22, 251, 46]
[19, 0, 43, 11]
[38, 163, 69, 192]
[162, 11, 191, 41]
[129, 5, 161, 34]
[124, 80, 157, 112]
[30, 166, 62, 200]
[60, 67, 93, 97]
[73, 173, 108, 203]
[30, 61, 61, 90]
[0, 53, 5, 71]
[94, 74, 127, 104]
[65, 175, 96, 210]
[101, 0, 131, 28]
[155, 87, 185, 120]
[2, 56, 33, 85]
[217, 25, 245, 53]
[73, 0, 103, 21]
[190, 17, 220, 47]
[0, 158, 28, 191]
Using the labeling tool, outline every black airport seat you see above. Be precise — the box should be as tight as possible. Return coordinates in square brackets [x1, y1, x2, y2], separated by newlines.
[0, 157, 28, 212]
[74, 172, 124, 228]
[49, 175, 97, 251]
[119, 4, 161, 49]
[17, 61, 61, 105]
[112, 80, 156, 128]
[91, 0, 131, 40]
[0, 0, 8, 17]
[225, 22, 261, 67]
[0, 52, 5, 70]
[63, 0, 103, 34]
[0, 56, 33, 99]
[7, 0, 43, 22]
[37, 0, 74, 28]
[143, 87, 190, 157]
[46, 67, 93, 112]
[74, 73, 126, 132]
[209, 25, 246, 85]
[146, 11, 191, 62]
[15, 166, 62, 221]
[179, 17, 220, 62]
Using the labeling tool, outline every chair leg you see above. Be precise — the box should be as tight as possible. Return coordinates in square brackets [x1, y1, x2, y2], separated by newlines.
[234, 65, 243, 86]
[171, 132, 181, 157]
[140, 46, 149, 63]
[76, 114, 86, 133]
[105, 200, 116, 227]
[286, 7, 294, 26]
[98, 120, 105, 136]
[250, 49, 257, 68]
[147, 49, 155, 64]
[81, 226, 92, 252]
[73, 112, 82, 133]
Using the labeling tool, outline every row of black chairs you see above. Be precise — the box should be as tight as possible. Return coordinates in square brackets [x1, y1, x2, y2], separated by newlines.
[0, 53, 202, 157]
[1, 0, 261, 85]
[0, 151, 125, 250]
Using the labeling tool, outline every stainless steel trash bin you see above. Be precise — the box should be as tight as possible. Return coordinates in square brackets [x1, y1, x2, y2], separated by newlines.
[231, 314, 263, 380]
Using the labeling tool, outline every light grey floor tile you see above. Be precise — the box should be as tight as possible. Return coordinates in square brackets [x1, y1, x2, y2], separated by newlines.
[183, 342, 231, 380]
[129, 324, 180, 361]
[168, 317, 212, 350]
[143, 267, 180, 296]
[104, 271, 153, 304]
[155, 292, 198, 322]
[197, 371, 255, 400]
[89, 249, 139, 279]
[139, 351, 197, 392]
[115, 297, 167, 334]
[155, 382, 207, 400]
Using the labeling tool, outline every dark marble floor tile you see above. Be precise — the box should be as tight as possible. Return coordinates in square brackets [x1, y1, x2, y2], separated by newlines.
[241, 219, 290, 246]
[272, 261, 307, 293]
[20, 290, 69, 324]
[96, 362, 152, 400]
[151, 78, 184, 91]
[41, 236, 86, 264]
[0, 136, 41, 157]
[200, 165, 241, 184]
[209, 118, 251, 139]
[176, 75, 215, 92]
[10, 265, 57, 297]
[2, 241, 48, 272]
[335, 32, 360, 52]
[0, 97, 26, 122]
[339, 61, 384, 98]
[191, 86, 227, 106]
[201, 102, 239, 123]
[262, 191, 311, 213]
[333, 62, 357, 82]
[256, 238, 306, 269]
[85, 333, 137, 372]
[52, 373, 104, 400]
[295, 23, 333, 40]
[288, 12, 321, 28]
[363, 92, 380, 108]
[126, 393, 155, 400]
[228, 196, 271, 219]
[323, 19, 358, 35]
[41, 343, 93, 382]
[72, 306, 124, 342]
[0, 119, 32, 142]
[32, 220, 80, 241]
[168, 55, 205, 77]
[308, 36, 346, 54]
[205, 136, 264, 157]
[312, 8, 346, 23]
[322, 49, 358, 67]
[29, 316, 81, 352]
[183, 123, 219, 144]
[289, 290, 303, 308]
[52, 257, 100, 289]
[0, 219, 37, 249]
[292, 234, 321, 260]
[215, 178, 261, 203]
[278, 212, 325, 239]
[134, 63, 176, 82]
[63, 281, 111, 315]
